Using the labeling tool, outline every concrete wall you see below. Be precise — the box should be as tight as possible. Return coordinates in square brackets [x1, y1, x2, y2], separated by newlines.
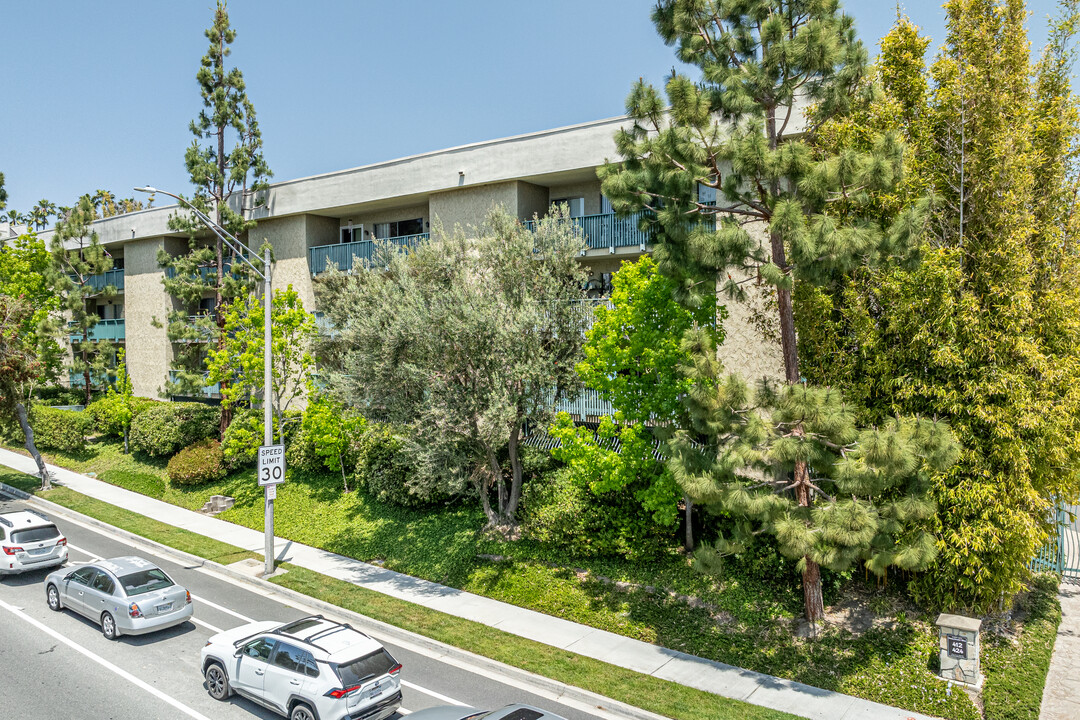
[430, 181, 519, 235]
[517, 182, 550, 222]
[124, 236, 184, 398]
[547, 179, 604, 216]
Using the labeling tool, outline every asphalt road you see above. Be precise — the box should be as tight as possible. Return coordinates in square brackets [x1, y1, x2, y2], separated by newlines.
[0, 494, 614, 720]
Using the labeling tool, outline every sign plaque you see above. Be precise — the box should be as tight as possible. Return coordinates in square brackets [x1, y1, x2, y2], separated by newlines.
[947, 634, 968, 659]
[258, 444, 286, 486]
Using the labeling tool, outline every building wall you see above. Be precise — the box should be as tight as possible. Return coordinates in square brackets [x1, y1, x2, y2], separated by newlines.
[124, 236, 184, 398]
[517, 182, 550, 222]
[547, 180, 604, 215]
[339, 204, 430, 239]
[429, 181, 520, 235]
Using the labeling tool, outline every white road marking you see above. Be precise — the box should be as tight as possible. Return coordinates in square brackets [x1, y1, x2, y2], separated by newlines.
[401, 680, 469, 706]
[187, 593, 254, 623]
[190, 616, 224, 634]
[0, 596, 216, 720]
[66, 542, 101, 560]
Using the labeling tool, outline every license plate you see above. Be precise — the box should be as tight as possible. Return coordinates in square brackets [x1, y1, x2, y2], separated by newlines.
[29, 548, 50, 556]
[156, 603, 172, 613]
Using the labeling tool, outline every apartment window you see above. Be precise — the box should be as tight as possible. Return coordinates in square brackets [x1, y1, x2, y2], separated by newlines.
[550, 197, 585, 218]
[697, 182, 717, 205]
[374, 218, 424, 239]
[340, 223, 364, 244]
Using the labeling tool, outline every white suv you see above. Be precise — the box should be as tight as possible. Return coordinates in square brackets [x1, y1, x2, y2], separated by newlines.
[0, 510, 68, 576]
[201, 615, 402, 720]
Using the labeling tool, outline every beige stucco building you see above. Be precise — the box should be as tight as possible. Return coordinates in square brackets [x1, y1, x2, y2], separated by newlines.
[15, 115, 783, 408]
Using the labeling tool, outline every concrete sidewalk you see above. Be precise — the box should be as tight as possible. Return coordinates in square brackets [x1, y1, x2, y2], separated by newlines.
[0, 447, 937, 720]
[1040, 581, 1080, 719]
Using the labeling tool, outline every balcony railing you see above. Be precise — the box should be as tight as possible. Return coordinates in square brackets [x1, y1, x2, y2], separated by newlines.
[525, 211, 654, 253]
[71, 268, 124, 292]
[165, 258, 248, 281]
[553, 388, 615, 420]
[309, 233, 430, 275]
[168, 370, 221, 399]
[68, 318, 125, 343]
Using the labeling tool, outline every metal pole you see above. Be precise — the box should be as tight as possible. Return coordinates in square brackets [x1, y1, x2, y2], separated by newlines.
[263, 247, 274, 576]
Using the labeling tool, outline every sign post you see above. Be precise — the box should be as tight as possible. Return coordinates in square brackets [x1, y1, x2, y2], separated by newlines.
[258, 442, 285, 575]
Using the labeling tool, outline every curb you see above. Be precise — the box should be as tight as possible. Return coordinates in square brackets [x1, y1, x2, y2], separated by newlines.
[0, 481, 672, 720]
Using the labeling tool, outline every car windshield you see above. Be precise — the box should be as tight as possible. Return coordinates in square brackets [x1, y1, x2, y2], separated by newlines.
[335, 649, 397, 687]
[11, 524, 60, 544]
[118, 568, 173, 596]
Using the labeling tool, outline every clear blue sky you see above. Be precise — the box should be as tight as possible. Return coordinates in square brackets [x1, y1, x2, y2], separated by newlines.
[0, 0, 1063, 214]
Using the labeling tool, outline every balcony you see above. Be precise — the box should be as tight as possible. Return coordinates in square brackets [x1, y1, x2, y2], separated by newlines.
[168, 370, 221, 399]
[165, 258, 248, 281]
[309, 234, 430, 275]
[70, 268, 124, 292]
[172, 314, 218, 344]
[553, 387, 615, 420]
[525, 211, 653, 253]
[68, 318, 125, 343]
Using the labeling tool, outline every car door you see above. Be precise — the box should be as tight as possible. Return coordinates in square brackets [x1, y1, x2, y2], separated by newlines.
[233, 637, 276, 700]
[62, 566, 97, 617]
[262, 642, 316, 713]
[83, 569, 118, 620]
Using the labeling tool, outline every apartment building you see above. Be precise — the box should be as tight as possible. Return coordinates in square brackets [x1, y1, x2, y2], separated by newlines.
[20, 114, 783, 412]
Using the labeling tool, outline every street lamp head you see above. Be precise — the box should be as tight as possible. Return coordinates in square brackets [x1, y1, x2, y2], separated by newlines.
[133, 186, 158, 194]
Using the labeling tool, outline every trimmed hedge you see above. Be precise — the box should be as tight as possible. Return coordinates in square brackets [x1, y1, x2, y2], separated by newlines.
[166, 439, 227, 486]
[29, 405, 91, 453]
[85, 396, 159, 437]
[130, 402, 220, 457]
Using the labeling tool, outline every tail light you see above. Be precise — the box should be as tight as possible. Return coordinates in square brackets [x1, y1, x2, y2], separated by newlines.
[388, 664, 402, 676]
[56, 538, 67, 547]
[326, 685, 363, 699]
[2, 546, 23, 555]
[185, 590, 192, 604]
[128, 602, 143, 618]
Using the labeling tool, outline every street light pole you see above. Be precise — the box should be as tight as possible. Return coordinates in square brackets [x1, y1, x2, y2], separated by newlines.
[134, 186, 278, 575]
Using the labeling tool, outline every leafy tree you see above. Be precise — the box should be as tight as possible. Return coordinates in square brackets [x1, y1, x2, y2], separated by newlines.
[668, 329, 959, 601]
[600, 0, 925, 620]
[797, 2, 1080, 610]
[0, 231, 62, 386]
[317, 207, 589, 528]
[49, 194, 117, 405]
[0, 295, 51, 489]
[0, 171, 7, 211]
[300, 391, 366, 492]
[161, 0, 271, 431]
[104, 348, 135, 453]
[553, 256, 724, 550]
[206, 284, 316, 446]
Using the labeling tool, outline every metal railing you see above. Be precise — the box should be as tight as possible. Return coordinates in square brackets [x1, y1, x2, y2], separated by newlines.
[68, 318, 125, 342]
[165, 258, 248, 281]
[552, 387, 615, 419]
[525, 211, 653, 253]
[309, 233, 430, 275]
[71, 268, 124, 292]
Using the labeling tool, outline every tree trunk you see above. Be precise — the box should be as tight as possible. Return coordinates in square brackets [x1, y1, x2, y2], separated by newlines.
[485, 447, 507, 525]
[505, 424, 524, 523]
[684, 494, 695, 552]
[475, 470, 497, 526]
[123, 428, 129, 455]
[338, 452, 349, 493]
[82, 330, 91, 406]
[795, 457, 824, 623]
[16, 403, 50, 491]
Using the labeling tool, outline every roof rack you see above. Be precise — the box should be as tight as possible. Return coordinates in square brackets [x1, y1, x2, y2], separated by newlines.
[232, 615, 326, 648]
[26, 509, 49, 521]
[0, 516, 12, 528]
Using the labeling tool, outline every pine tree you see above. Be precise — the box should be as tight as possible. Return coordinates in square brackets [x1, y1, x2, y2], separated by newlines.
[49, 194, 117, 406]
[601, 0, 926, 620]
[161, 0, 271, 432]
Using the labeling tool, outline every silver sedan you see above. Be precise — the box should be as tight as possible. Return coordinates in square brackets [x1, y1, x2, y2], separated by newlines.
[43, 555, 194, 640]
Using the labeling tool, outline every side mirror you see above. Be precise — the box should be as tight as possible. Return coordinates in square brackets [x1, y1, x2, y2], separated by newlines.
[64, 572, 74, 581]
[233, 648, 243, 658]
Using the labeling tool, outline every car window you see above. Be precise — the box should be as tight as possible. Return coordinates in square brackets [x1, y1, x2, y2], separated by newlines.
[118, 568, 173, 596]
[335, 649, 398, 686]
[70, 567, 96, 586]
[91, 571, 115, 594]
[272, 643, 319, 677]
[11, 524, 60, 544]
[242, 638, 276, 661]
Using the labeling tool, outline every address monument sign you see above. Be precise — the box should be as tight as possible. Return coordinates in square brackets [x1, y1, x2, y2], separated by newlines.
[258, 444, 286, 486]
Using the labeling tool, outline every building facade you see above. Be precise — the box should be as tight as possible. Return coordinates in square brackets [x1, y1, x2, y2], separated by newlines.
[19, 115, 783, 409]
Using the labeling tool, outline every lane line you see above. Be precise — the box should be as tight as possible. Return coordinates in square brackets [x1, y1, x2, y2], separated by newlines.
[0, 596, 216, 720]
[190, 617, 224, 634]
[401, 680, 469, 706]
[187, 593, 255, 623]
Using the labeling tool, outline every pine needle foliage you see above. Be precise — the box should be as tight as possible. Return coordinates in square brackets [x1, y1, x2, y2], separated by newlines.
[670, 329, 960, 586]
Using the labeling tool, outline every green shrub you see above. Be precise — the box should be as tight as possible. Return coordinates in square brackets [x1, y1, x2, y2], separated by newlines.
[355, 425, 428, 506]
[29, 405, 91, 453]
[130, 402, 220, 457]
[86, 396, 159, 437]
[167, 439, 227, 486]
[221, 408, 301, 471]
[33, 385, 97, 407]
[285, 419, 323, 474]
[521, 465, 673, 559]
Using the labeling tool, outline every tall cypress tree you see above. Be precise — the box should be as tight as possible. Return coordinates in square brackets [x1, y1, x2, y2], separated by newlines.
[601, 0, 925, 620]
[49, 194, 117, 406]
[161, 0, 271, 432]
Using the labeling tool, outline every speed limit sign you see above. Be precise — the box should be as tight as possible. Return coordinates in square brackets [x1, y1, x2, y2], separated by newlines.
[258, 444, 286, 486]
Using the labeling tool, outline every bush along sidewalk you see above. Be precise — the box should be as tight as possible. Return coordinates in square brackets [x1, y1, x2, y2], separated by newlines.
[0, 467, 798, 720]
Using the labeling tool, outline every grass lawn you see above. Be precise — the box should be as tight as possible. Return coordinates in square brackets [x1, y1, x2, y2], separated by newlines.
[3, 439, 1063, 720]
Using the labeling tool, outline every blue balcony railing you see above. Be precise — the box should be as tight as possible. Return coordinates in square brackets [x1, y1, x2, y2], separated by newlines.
[71, 268, 124, 292]
[525, 211, 653, 253]
[553, 388, 615, 419]
[168, 370, 221, 399]
[165, 258, 248, 281]
[68, 318, 125, 343]
[308, 233, 430, 275]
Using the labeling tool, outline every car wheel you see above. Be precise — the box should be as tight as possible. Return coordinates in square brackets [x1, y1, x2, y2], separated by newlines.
[46, 584, 61, 611]
[101, 612, 118, 641]
[290, 703, 316, 720]
[205, 663, 231, 701]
